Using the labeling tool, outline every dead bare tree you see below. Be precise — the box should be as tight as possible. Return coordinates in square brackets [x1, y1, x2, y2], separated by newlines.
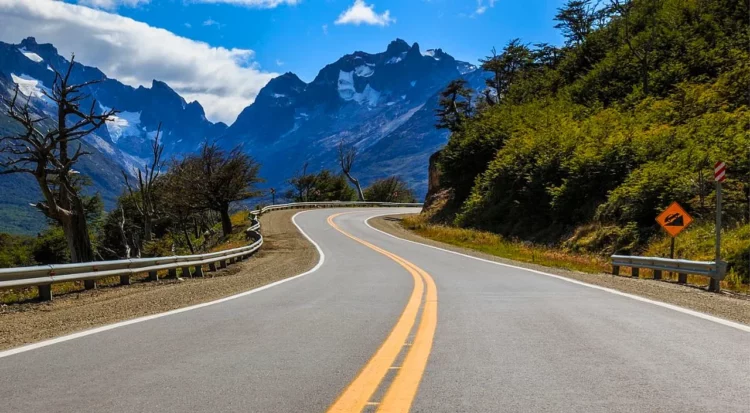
[122, 122, 164, 244]
[0, 55, 117, 264]
[338, 140, 365, 201]
[117, 207, 131, 259]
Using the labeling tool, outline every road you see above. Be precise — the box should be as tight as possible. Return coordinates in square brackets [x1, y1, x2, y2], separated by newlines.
[0, 208, 748, 412]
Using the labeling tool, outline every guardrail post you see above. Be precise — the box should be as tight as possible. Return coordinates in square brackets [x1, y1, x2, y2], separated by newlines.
[209, 262, 217, 272]
[120, 275, 131, 285]
[84, 280, 96, 290]
[678, 273, 687, 284]
[168, 268, 178, 279]
[181, 266, 191, 278]
[38, 285, 52, 301]
[612, 265, 620, 276]
[631, 267, 640, 279]
[194, 265, 204, 277]
[219, 260, 227, 269]
[653, 270, 662, 280]
[148, 270, 158, 281]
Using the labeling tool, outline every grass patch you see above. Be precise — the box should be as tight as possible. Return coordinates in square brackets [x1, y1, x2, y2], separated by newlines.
[401, 215, 749, 294]
[401, 215, 610, 275]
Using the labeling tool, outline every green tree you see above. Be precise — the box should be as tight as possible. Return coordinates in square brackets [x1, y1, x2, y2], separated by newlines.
[435, 79, 473, 132]
[364, 177, 417, 203]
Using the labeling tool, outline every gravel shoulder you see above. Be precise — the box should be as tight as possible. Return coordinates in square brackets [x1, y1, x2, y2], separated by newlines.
[371, 214, 750, 326]
[0, 210, 317, 351]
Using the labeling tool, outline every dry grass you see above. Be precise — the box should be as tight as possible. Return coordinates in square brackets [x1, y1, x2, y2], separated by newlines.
[401, 215, 610, 275]
[401, 215, 749, 294]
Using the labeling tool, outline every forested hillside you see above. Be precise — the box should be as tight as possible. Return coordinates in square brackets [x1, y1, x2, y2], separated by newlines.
[429, 0, 749, 281]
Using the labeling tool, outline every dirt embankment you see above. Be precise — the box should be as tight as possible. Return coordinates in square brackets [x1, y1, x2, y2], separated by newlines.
[371, 215, 750, 326]
[0, 210, 317, 351]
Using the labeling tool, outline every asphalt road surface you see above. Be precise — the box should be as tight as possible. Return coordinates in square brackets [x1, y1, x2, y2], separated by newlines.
[1, 208, 748, 413]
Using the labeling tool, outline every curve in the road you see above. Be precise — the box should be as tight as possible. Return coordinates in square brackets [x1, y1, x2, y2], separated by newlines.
[0, 210, 327, 360]
[364, 214, 750, 334]
[325, 212, 437, 413]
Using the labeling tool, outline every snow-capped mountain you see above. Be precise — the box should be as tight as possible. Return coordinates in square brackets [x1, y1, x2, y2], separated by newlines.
[220, 39, 482, 198]
[0, 37, 481, 234]
[0, 37, 225, 234]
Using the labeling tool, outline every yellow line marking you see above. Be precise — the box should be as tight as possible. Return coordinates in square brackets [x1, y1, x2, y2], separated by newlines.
[377, 261, 438, 413]
[325, 213, 428, 413]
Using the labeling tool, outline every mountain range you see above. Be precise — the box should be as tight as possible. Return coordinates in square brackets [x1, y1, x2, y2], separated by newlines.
[0, 37, 484, 235]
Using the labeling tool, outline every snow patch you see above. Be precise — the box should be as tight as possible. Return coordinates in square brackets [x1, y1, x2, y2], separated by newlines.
[386, 52, 407, 65]
[10, 73, 52, 105]
[46, 65, 54, 72]
[422, 49, 441, 60]
[338, 70, 380, 106]
[386, 102, 396, 106]
[100, 105, 142, 144]
[338, 70, 356, 100]
[354, 65, 374, 78]
[410, 80, 417, 87]
[273, 93, 287, 98]
[18, 47, 43, 63]
[457, 62, 478, 75]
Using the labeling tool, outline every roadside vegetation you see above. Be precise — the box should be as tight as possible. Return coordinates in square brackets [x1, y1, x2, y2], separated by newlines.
[426, 0, 749, 291]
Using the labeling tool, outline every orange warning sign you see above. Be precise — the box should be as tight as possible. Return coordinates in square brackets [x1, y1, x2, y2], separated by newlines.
[656, 202, 693, 237]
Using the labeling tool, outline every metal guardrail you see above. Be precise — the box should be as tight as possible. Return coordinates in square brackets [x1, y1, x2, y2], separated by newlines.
[0, 202, 423, 301]
[611, 255, 727, 283]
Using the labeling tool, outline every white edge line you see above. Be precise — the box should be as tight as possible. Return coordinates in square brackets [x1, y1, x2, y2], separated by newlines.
[363, 212, 750, 334]
[0, 210, 327, 359]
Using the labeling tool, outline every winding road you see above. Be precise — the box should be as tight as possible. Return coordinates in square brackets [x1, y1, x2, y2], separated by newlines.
[1, 208, 748, 412]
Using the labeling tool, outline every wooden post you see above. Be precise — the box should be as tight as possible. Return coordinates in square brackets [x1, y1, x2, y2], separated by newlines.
[120, 275, 131, 285]
[219, 260, 227, 269]
[148, 270, 158, 281]
[653, 270, 662, 280]
[209, 262, 218, 272]
[194, 265, 204, 278]
[678, 273, 688, 284]
[181, 266, 191, 278]
[168, 268, 178, 278]
[632, 267, 640, 279]
[38, 285, 52, 301]
[84, 280, 96, 290]
[612, 265, 620, 276]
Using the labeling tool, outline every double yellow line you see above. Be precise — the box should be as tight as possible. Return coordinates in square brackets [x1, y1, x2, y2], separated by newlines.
[325, 213, 438, 413]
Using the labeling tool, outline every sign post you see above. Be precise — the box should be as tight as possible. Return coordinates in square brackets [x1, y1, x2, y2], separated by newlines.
[711, 162, 727, 293]
[656, 202, 693, 283]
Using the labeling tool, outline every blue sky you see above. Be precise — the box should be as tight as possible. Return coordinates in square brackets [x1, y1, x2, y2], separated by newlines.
[0, 0, 567, 123]
[114, 0, 567, 81]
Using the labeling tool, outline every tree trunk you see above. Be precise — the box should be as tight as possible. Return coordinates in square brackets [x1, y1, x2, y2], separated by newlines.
[220, 206, 233, 237]
[344, 172, 365, 201]
[182, 225, 195, 254]
[143, 217, 153, 242]
[62, 211, 94, 263]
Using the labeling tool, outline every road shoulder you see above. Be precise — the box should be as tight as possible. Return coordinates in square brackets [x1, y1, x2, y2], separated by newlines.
[0, 210, 317, 351]
[370, 214, 750, 326]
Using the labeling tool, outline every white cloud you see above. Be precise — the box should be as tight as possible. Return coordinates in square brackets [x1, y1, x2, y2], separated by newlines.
[474, 0, 496, 15]
[322, 24, 329, 35]
[275, 59, 284, 66]
[77, 0, 149, 10]
[335, 0, 395, 27]
[0, 0, 277, 124]
[202, 17, 223, 28]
